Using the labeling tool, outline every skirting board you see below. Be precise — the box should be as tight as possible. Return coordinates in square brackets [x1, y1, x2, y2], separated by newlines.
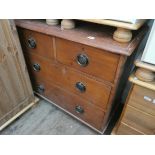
[0, 97, 39, 131]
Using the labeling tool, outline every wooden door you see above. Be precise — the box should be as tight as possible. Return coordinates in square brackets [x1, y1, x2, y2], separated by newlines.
[0, 20, 34, 127]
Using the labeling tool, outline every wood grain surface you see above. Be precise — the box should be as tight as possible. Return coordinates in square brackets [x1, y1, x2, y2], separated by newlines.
[122, 105, 155, 135]
[18, 28, 54, 60]
[16, 20, 145, 133]
[128, 85, 155, 116]
[129, 73, 155, 91]
[0, 20, 34, 127]
[55, 37, 120, 83]
[79, 19, 146, 30]
[115, 122, 144, 135]
[32, 77, 105, 131]
[25, 52, 111, 110]
[15, 20, 147, 56]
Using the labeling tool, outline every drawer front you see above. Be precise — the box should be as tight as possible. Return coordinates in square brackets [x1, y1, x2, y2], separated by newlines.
[116, 123, 143, 135]
[122, 105, 155, 135]
[129, 85, 155, 116]
[25, 53, 111, 110]
[55, 38, 120, 83]
[17, 28, 54, 60]
[32, 77, 105, 131]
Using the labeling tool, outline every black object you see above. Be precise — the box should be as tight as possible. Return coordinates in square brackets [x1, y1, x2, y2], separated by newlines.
[75, 105, 84, 114]
[27, 38, 36, 48]
[75, 82, 86, 92]
[36, 85, 45, 93]
[76, 54, 89, 67]
[33, 63, 40, 71]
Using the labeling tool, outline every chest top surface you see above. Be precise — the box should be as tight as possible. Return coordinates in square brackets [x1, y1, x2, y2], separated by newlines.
[15, 19, 147, 56]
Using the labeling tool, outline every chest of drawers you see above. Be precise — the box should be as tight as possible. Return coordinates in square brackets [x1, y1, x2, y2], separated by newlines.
[15, 20, 146, 133]
[113, 73, 155, 135]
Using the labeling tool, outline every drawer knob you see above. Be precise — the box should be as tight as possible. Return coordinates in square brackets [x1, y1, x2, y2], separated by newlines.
[75, 105, 84, 114]
[36, 85, 45, 93]
[27, 38, 36, 48]
[76, 54, 89, 67]
[33, 63, 41, 72]
[75, 82, 86, 92]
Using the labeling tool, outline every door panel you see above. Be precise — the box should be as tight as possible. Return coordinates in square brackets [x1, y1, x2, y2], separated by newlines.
[0, 20, 34, 126]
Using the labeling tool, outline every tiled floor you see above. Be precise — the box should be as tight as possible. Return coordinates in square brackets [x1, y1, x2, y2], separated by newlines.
[0, 99, 97, 135]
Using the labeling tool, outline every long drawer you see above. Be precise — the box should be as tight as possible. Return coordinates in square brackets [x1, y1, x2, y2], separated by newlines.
[25, 52, 111, 110]
[122, 105, 155, 135]
[17, 27, 54, 60]
[128, 85, 155, 116]
[55, 38, 120, 83]
[31, 76, 105, 131]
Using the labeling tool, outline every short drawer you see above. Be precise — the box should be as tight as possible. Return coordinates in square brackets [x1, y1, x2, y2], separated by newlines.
[116, 122, 143, 135]
[17, 27, 54, 60]
[25, 52, 111, 110]
[32, 77, 105, 131]
[55, 38, 120, 83]
[129, 85, 155, 116]
[122, 105, 155, 135]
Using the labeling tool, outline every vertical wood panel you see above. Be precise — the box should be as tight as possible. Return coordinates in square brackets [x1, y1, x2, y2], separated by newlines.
[0, 20, 34, 127]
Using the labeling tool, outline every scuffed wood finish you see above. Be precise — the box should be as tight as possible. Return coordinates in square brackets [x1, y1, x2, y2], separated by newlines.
[128, 85, 155, 116]
[122, 105, 155, 135]
[0, 97, 39, 131]
[31, 77, 105, 131]
[129, 73, 155, 91]
[24, 52, 111, 110]
[135, 59, 155, 72]
[101, 55, 127, 129]
[113, 73, 155, 135]
[0, 20, 35, 128]
[15, 19, 146, 56]
[115, 122, 144, 135]
[16, 20, 145, 133]
[18, 28, 54, 60]
[79, 19, 146, 30]
[55, 37, 120, 83]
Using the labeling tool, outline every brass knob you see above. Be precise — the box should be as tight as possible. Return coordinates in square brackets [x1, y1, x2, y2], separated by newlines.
[33, 63, 40, 72]
[27, 38, 36, 48]
[76, 54, 89, 67]
[75, 82, 86, 93]
[36, 85, 45, 93]
[75, 105, 84, 114]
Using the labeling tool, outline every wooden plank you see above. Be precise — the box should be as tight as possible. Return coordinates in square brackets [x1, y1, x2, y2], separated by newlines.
[0, 97, 39, 131]
[122, 105, 155, 135]
[135, 59, 155, 72]
[114, 122, 144, 135]
[79, 19, 146, 30]
[0, 19, 35, 129]
[111, 85, 134, 135]
[15, 20, 146, 56]
[128, 85, 155, 116]
[129, 73, 155, 91]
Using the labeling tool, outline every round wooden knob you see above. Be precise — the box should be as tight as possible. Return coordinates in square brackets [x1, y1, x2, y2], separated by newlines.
[113, 27, 132, 43]
[61, 19, 75, 29]
[46, 19, 59, 26]
[135, 68, 155, 82]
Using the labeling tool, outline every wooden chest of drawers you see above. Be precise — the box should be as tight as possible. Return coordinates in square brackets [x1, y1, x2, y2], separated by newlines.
[15, 20, 146, 133]
[113, 74, 155, 135]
